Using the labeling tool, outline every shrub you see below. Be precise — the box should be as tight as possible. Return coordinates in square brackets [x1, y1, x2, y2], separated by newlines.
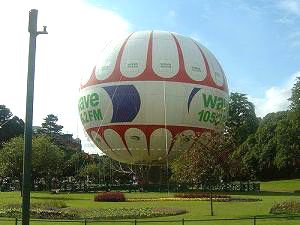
[94, 192, 126, 202]
[270, 201, 300, 214]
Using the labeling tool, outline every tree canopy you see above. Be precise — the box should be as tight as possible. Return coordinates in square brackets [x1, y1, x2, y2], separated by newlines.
[171, 131, 235, 184]
[0, 136, 64, 190]
[226, 93, 259, 146]
[0, 105, 24, 145]
[40, 114, 63, 136]
[289, 76, 300, 112]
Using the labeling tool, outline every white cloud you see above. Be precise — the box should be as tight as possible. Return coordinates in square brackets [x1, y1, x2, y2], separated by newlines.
[0, 0, 130, 154]
[249, 72, 299, 117]
[278, 0, 300, 16]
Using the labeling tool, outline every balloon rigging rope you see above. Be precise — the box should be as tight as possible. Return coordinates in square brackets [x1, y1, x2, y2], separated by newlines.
[163, 80, 170, 195]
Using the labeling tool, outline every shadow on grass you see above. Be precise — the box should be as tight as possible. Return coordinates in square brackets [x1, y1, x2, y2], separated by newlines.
[31, 196, 89, 201]
[230, 191, 300, 197]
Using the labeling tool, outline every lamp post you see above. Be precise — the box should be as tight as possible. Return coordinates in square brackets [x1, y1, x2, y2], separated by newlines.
[22, 9, 47, 225]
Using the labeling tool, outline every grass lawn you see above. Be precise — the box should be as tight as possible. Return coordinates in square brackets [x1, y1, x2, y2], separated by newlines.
[260, 179, 300, 192]
[0, 179, 299, 225]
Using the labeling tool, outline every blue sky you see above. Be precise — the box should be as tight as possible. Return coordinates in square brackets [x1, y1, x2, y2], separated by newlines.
[89, 0, 300, 112]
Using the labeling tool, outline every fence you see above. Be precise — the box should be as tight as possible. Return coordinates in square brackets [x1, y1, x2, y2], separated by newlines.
[2, 215, 299, 225]
[1, 181, 260, 193]
[56, 182, 260, 193]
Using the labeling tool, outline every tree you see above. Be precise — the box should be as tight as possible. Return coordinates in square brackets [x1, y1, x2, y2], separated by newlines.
[238, 111, 299, 179]
[0, 105, 24, 145]
[289, 76, 300, 112]
[171, 131, 235, 217]
[39, 114, 63, 136]
[36, 114, 81, 164]
[78, 164, 100, 183]
[275, 117, 300, 174]
[171, 131, 234, 184]
[31, 136, 64, 190]
[0, 136, 64, 190]
[226, 93, 259, 146]
[63, 151, 88, 178]
[0, 136, 23, 187]
[0, 105, 12, 123]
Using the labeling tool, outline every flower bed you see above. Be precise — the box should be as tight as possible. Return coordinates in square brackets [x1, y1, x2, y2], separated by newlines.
[0, 206, 186, 220]
[270, 201, 300, 214]
[174, 192, 229, 199]
[127, 197, 230, 202]
[127, 193, 261, 202]
[94, 192, 125, 202]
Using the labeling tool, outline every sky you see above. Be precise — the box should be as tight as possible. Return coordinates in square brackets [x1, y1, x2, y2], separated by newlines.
[0, 0, 299, 153]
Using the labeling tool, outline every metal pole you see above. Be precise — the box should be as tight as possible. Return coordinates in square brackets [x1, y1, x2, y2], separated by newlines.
[210, 185, 214, 216]
[22, 9, 47, 225]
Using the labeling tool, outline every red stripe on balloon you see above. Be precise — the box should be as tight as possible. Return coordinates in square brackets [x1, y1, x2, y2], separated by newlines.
[81, 31, 228, 93]
[87, 124, 212, 157]
[193, 40, 228, 92]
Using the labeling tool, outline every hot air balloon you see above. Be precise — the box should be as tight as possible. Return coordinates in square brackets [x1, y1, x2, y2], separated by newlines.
[79, 30, 229, 164]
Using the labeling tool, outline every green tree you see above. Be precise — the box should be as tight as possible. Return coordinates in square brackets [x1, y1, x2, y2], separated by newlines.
[238, 111, 299, 179]
[289, 76, 300, 112]
[226, 93, 259, 146]
[78, 164, 100, 183]
[171, 131, 234, 184]
[0, 105, 24, 145]
[0, 105, 12, 122]
[275, 117, 300, 173]
[0, 136, 64, 190]
[32, 136, 64, 190]
[39, 114, 63, 136]
[0, 136, 23, 186]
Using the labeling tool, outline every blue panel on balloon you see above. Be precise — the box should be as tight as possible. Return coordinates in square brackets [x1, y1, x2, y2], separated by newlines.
[188, 88, 201, 113]
[103, 85, 141, 123]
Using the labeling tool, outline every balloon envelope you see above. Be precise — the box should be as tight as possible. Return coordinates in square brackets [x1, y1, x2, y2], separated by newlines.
[79, 30, 229, 164]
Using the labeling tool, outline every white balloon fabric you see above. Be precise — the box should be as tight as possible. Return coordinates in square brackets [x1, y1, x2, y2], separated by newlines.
[79, 30, 229, 164]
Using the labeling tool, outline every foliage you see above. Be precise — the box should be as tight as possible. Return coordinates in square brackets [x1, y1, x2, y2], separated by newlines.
[289, 76, 300, 112]
[0, 136, 24, 182]
[171, 131, 235, 184]
[237, 111, 300, 179]
[226, 93, 259, 146]
[38, 114, 63, 136]
[0, 136, 64, 189]
[34, 114, 82, 178]
[0, 105, 24, 146]
[270, 201, 300, 214]
[94, 192, 126, 202]
[78, 163, 100, 183]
